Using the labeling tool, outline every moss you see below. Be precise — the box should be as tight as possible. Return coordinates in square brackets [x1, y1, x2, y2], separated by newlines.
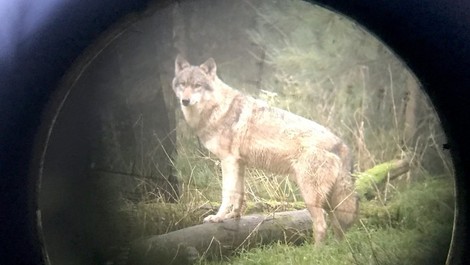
[354, 160, 403, 199]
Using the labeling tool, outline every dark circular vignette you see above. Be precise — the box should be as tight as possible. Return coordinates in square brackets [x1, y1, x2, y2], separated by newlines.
[0, 1, 156, 264]
[0, 0, 469, 264]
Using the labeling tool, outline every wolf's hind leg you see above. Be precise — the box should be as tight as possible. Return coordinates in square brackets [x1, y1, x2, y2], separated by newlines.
[294, 154, 338, 244]
[298, 185, 329, 244]
[203, 157, 245, 223]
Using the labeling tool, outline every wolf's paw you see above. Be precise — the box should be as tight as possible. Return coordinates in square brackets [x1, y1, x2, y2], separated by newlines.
[203, 211, 241, 223]
[203, 214, 225, 223]
[225, 211, 241, 219]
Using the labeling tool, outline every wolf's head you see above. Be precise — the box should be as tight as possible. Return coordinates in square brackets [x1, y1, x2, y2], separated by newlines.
[172, 55, 217, 107]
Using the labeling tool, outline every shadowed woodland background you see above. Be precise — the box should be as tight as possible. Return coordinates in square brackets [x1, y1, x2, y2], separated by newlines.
[38, 1, 453, 264]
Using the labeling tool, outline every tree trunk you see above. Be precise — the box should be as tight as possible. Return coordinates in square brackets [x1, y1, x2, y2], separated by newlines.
[404, 71, 419, 145]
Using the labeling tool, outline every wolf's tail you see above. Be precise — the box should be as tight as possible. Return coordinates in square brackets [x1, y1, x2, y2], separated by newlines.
[328, 177, 359, 237]
[328, 144, 359, 238]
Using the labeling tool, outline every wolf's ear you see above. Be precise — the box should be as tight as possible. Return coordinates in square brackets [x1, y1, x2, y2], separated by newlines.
[200, 58, 217, 78]
[175, 55, 190, 75]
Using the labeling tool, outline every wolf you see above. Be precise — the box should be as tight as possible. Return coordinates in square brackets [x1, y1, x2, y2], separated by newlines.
[172, 55, 359, 244]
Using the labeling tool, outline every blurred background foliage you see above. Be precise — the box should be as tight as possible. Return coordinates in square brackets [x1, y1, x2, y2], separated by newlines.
[243, 0, 451, 175]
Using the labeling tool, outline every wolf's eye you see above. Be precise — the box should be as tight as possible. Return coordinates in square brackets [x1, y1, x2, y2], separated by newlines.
[194, 83, 203, 90]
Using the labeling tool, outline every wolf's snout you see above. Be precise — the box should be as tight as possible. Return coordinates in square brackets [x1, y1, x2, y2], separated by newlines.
[181, 99, 190, 106]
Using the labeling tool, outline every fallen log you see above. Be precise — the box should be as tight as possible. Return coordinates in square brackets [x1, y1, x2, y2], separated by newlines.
[127, 210, 312, 265]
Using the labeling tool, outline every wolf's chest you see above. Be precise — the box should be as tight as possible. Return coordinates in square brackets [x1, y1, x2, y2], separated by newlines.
[182, 107, 201, 129]
[202, 136, 222, 156]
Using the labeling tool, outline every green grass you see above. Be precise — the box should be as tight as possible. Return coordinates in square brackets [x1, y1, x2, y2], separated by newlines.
[198, 225, 451, 265]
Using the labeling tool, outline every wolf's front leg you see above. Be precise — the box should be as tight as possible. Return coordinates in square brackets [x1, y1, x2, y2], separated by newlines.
[204, 157, 245, 223]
